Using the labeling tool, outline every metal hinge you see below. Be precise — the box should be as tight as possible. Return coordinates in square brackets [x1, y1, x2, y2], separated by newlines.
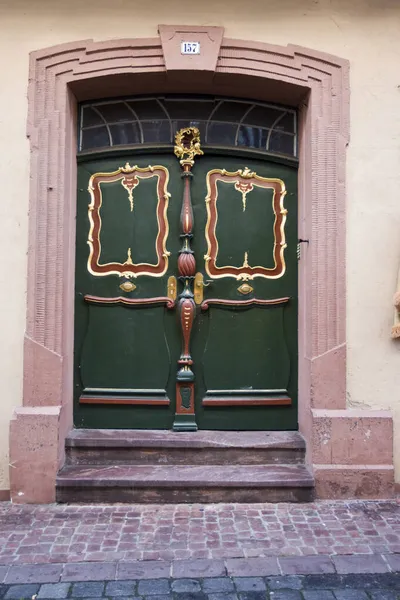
[297, 239, 309, 261]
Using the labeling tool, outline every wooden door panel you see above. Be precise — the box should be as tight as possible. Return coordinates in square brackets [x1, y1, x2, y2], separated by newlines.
[202, 306, 290, 392]
[80, 305, 171, 397]
[74, 156, 181, 429]
[191, 154, 298, 430]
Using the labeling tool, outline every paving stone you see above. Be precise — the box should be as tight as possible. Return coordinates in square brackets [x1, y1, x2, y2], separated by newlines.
[137, 579, 170, 596]
[0, 569, 9, 585]
[5, 583, 40, 599]
[37, 582, 70, 598]
[0, 585, 7, 599]
[332, 555, 389, 575]
[208, 594, 238, 600]
[227, 559, 279, 577]
[279, 556, 335, 575]
[267, 576, 302, 590]
[172, 560, 225, 578]
[71, 582, 105, 597]
[340, 574, 400, 590]
[302, 592, 335, 600]
[62, 562, 116, 582]
[109, 597, 141, 600]
[203, 578, 235, 593]
[369, 592, 400, 600]
[5, 564, 62, 584]
[333, 591, 369, 600]
[172, 580, 201, 593]
[383, 554, 400, 573]
[72, 597, 104, 600]
[141, 596, 173, 600]
[105, 581, 137, 596]
[237, 593, 266, 600]
[174, 594, 207, 600]
[303, 575, 343, 589]
[233, 578, 266, 592]
[118, 562, 170, 580]
[267, 591, 302, 600]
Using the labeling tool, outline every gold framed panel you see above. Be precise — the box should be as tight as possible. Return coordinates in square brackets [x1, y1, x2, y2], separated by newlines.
[204, 168, 287, 281]
[87, 163, 171, 279]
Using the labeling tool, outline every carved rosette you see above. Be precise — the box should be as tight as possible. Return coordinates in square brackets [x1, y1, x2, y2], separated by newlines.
[87, 164, 171, 279]
[205, 168, 288, 281]
[173, 128, 203, 431]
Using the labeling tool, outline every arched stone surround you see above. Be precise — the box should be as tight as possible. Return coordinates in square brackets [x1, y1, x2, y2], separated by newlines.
[9, 26, 394, 502]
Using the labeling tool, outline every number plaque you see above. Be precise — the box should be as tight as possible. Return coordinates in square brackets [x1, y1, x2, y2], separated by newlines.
[181, 42, 200, 55]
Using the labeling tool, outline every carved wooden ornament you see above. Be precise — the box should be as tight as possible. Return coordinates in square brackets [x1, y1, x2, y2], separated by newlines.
[87, 163, 171, 278]
[204, 168, 288, 281]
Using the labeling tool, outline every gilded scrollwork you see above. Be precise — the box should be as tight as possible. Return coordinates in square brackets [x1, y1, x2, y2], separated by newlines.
[204, 168, 288, 280]
[174, 127, 204, 166]
[87, 164, 171, 278]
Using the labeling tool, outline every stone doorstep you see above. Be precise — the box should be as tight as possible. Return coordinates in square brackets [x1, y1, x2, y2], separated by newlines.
[65, 430, 307, 450]
[0, 554, 398, 585]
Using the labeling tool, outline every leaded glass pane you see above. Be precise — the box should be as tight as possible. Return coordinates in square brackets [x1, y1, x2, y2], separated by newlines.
[208, 101, 249, 123]
[81, 126, 110, 150]
[207, 122, 237, 146]
[79, 96, 297, 158]
[237, 126, 268, 150]
[164, 99, 214, 120]
[142, 121, 171, 143]
[128, 100, 166, 120]
[109, 123, 141, 146]
[82, 107, 104, 128]
[97, 102, 135, 123]
[245, 106, 287, 129]
[268, 130, 295, 155]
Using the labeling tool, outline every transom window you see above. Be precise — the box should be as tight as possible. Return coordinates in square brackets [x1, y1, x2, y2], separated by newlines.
[79, 96, 297, 158]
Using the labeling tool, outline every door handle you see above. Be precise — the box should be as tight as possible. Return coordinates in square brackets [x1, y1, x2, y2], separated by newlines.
[194, 272, 212, 305]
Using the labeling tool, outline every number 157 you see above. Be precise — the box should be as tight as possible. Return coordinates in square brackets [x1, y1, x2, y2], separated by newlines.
[181, 42, 200, 54]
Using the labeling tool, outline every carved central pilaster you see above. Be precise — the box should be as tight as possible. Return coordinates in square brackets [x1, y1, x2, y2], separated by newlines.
[173, 128, 203, 431]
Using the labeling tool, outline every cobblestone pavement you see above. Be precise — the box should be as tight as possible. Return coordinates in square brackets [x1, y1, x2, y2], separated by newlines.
[0, 501, 399, 565]
[1, 574, 400, 600]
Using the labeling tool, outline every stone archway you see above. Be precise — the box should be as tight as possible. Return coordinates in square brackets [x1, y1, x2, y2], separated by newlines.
[10, 26, 394, 503]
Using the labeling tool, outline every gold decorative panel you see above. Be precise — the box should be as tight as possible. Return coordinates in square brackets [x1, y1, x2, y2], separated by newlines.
[204, 168, 287, 281]
[87, 163, 171, 279]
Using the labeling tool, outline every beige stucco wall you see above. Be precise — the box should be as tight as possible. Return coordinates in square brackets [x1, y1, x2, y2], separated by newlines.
[0, 0, 399, 491]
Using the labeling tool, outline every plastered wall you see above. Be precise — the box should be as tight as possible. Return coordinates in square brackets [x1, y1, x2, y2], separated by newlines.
[0, 0, 399, 491]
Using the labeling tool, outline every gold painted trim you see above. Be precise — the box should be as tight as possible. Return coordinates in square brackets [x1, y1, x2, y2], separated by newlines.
[87, 164, 171, 279]
[204, 168, 288, 281]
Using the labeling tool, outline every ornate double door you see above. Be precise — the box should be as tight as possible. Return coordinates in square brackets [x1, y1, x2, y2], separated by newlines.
[74, 132, 298, 431]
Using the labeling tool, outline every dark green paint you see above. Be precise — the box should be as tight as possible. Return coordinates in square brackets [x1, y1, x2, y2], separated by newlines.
[74, 151, 298, 430]
[190, 155, 298, 430]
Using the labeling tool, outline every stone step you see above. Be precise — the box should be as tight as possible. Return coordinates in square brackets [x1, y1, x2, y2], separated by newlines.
[56, 463, 314, 503]
[65, 429, 306, 466]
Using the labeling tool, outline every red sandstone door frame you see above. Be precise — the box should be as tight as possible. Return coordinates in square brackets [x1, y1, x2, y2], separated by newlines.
[13, 27, 381, 505]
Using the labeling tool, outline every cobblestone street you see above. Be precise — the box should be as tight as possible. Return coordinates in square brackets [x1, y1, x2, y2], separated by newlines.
[1, 573, 400, 600]
[0, 501, 399, 565]
[1, 500, 400, 597]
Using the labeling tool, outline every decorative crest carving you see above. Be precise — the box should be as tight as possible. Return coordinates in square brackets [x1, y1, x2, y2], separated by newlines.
[174, 127, 204, 166]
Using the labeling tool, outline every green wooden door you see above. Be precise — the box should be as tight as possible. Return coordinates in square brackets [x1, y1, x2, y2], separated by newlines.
[74, 155, 182, 429]
[190, 154, 297, 430]
[74, 150, 297, 430]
